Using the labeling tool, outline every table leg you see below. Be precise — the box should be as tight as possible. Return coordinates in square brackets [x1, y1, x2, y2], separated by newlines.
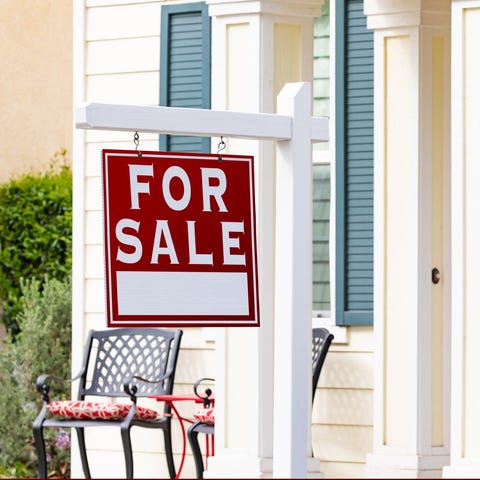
[204, 433, 214, 470]
[169, 402, 186, 479]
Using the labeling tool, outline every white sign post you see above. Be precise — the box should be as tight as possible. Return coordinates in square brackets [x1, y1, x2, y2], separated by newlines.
[76, 82, 328, 478]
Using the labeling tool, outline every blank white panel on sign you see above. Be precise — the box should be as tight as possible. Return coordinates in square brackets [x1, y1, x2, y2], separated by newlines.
[116, 271, 249, 315]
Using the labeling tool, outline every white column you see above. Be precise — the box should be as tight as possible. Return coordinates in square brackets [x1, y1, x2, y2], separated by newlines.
[444, 1, 480, 477]
[205, 1, 322, 477]
[363, 1, 451, 477]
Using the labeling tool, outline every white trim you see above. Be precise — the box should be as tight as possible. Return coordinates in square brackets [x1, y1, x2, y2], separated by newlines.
[442, 17, 453, 460]
[312, 317, 348, 343]
[206, 0, 323, 18]
[372, 26, 386, 454]
[364, 0, 451, 30]
[329, 0, 337, 330]
[311, 149, 349, 343]
[71, 0, 87, 477]
[449, 1, 465, 466]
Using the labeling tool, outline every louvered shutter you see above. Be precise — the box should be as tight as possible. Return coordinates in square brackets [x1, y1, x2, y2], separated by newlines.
[335, 0, 374, 325]
[160, 2, 211, 152]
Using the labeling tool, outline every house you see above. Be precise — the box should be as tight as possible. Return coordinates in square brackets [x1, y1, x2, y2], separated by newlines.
[0, 0, 72, 182]
[70, 0, 478, 478]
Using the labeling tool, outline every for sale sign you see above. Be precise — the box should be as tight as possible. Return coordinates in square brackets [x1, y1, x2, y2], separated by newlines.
[102, 149, 260, 327]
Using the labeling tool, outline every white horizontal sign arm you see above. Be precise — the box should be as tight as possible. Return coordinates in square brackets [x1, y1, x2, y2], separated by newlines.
[76, 102, 329, 142]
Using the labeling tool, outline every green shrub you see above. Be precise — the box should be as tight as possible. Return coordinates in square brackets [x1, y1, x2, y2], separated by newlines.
[0, 150, 72, 333]
[0, 276, 72, 478]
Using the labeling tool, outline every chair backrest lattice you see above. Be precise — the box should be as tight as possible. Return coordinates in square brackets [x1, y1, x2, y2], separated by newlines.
[311, 327, 334, 403]
[78, 328, 182, 399]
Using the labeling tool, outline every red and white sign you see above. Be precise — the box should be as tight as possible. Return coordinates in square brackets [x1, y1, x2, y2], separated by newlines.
[102, 149, 260, 327]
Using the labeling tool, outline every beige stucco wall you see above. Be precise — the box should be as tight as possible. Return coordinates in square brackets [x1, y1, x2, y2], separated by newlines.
[0, 0, 72, 182]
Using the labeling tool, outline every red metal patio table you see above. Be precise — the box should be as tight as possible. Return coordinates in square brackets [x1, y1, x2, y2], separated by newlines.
[150, 393, 214, 479]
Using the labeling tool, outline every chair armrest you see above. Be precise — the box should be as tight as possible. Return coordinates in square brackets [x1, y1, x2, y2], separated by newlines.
[123, 370, 174, 403]
[194, 377, 214, 407]
[35, 371, 83, 403]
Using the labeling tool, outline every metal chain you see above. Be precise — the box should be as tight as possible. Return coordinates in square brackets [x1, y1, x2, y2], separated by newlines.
[133, 131, 142, 157]
[217, 136, 226, 161]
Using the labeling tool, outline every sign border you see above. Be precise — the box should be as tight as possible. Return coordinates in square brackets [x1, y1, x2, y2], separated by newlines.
[102, 149, 260, 327]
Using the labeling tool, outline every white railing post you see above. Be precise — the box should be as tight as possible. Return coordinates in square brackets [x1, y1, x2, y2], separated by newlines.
[273, 82, 313, 478]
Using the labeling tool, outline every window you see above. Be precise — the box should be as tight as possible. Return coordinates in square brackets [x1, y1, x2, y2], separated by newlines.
[160, 2, 211, 152]
[313, 0, 374, 325]
[313, 2, 332, 316]
[313, 159, 331, 313]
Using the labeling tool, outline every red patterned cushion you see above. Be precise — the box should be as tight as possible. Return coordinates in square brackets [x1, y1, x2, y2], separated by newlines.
[193, 407, 215, 425]
[47, 400, 160, 421]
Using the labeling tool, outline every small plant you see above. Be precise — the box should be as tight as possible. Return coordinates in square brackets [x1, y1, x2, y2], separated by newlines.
[0, 276, 72, 478]
[46, 430, 71, 478]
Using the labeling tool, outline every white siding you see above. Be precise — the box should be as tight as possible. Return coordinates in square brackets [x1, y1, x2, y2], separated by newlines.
[312, 329, 374, 477]
[74, 1, 214, 477]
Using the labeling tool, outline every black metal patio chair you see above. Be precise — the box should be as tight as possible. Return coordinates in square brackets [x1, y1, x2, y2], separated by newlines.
[32, 327, 183, 479]
[187, 327, 334, 478]
[311, 327, 335, 403]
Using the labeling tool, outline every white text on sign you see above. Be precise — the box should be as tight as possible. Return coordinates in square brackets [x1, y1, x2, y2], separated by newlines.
[116, 164, 246, 266]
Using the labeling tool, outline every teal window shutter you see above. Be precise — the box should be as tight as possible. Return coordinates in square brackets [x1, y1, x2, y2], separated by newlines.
[160, 2, 211, 152]
[335, 0, 374, 325]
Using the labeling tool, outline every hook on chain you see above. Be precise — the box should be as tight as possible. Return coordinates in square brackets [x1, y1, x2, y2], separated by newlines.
[133, 131, 142, 157]
[217, 136, 226, 161]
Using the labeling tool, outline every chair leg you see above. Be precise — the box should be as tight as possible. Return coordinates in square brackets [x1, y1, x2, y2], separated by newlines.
[120, 425, 134, 479]
[32, 421, 47, 479]
[187, 422, 205, 479]
[162, 421, 177, 479]
[75, 428, 92, 479]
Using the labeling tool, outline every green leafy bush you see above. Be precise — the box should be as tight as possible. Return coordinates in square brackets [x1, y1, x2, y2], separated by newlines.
[0, 150, 72, 333]
[0, 276, 72, 478]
